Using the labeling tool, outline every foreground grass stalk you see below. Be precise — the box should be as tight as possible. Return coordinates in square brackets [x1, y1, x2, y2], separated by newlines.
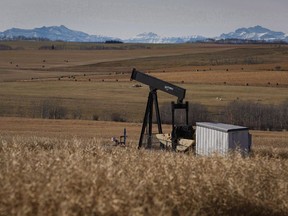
[0, 136, 287, 215]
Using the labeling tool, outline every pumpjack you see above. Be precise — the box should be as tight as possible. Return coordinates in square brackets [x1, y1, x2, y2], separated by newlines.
[130, 68, 195, 152]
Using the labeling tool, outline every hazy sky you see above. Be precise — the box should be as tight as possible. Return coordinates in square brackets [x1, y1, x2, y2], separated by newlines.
[0, 0, 287, 38]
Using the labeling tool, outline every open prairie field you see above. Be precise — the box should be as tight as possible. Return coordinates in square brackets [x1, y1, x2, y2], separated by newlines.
[0, 80, 287, 122]
[0, 42, 288, 120]
[1, 42, 288, 215]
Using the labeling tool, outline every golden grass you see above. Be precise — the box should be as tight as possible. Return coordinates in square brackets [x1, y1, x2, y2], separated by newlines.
[0, 134, 288, 215]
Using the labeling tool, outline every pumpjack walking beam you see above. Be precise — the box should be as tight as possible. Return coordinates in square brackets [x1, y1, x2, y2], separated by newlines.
[131, 68, 187, 149]
[131, 68, 186, 103]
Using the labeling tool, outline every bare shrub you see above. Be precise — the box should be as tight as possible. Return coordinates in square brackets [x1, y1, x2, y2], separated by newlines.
[38, 45, 65, 50]
[274, 66, 282, 71]
[40, 99, 67, 119]
[278, 100, 288, 129]
[111, 112, 126, 122]
[72, 108, 82, 119]
[96, 112, 126, 122]
[0, 104, 6, 116]
[92, 114, 99, 121]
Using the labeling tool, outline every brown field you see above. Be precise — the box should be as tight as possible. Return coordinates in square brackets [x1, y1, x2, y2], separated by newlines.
[1, 42, 288, 120]
[1, 42, 288, 215]
[0, 117, 287, 151]
[0, 117, 141, 141]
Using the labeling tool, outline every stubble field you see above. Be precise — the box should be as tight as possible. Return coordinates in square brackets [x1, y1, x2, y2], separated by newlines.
[0, 41, 288, 215]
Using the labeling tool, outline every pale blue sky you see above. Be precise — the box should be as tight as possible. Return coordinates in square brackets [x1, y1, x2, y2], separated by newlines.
[0, 0, 287, 38]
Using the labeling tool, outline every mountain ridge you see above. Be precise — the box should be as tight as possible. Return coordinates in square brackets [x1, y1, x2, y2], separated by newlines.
[0, 25, 287, 43]
[123, 32, 206, 43]
[218, 25, 287, 42]
[0, 25, 120, 42]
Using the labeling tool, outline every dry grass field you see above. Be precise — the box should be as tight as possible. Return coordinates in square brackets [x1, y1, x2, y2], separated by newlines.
[0, 41, 288, 215]
[0, 129, 288, 215]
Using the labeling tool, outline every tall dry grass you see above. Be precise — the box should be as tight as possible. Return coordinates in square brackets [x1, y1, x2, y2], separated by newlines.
[0, 136, 288, 216]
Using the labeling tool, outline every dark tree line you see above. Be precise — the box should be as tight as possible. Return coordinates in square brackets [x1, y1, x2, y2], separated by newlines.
[0, 44, 12, 50]
[0, 36, 50, 41]
[105, 40, 123, 44]
[221, 100, 288, 131]
[160, 100, 288, 131]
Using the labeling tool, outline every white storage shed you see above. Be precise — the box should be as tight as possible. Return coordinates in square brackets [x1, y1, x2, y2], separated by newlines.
[196, 122, 252, 156]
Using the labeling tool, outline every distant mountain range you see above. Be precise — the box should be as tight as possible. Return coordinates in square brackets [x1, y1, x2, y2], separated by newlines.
[217, 25, 288, 42]
[0, 25, 120, 42]
[0, 25, 287, 43]
[124, 32, 206, 43]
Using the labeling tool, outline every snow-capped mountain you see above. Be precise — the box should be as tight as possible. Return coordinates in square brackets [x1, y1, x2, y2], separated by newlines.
[0, 26, 206, 43]
[0, 25, 120, 42]
[218, 25, 288, 42]
[0, 25, 287, 43]
[124, 32, 206, 43]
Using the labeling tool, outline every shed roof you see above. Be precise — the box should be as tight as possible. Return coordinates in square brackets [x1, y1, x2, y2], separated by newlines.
[196, 122, 248, 132]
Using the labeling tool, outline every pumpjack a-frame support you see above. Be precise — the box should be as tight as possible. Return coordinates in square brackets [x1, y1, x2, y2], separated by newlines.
[138, 88, 163, 149]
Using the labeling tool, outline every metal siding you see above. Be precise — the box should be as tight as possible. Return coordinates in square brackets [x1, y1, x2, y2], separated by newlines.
[196, 123, 251, 156]
[196, 126, 204, 155]
[196, 126, 229, 156]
